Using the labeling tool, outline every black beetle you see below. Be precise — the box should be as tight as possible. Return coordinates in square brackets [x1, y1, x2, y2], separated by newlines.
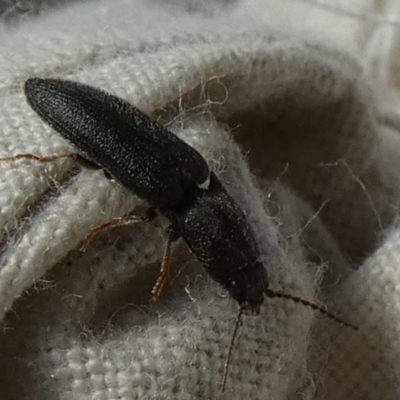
[24, 78, 269, 315]
[17, 78, 356, 393]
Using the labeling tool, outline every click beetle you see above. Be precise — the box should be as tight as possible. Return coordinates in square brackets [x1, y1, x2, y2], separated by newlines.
[24, 78, 269, 315]
[12, 78, 356, 392]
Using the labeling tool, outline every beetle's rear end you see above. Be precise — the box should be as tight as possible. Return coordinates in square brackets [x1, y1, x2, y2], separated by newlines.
[24, 78, 210, 208]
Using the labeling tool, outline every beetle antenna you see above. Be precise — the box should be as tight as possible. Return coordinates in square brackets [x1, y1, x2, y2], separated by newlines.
[265, 289, 358, 331]
[221, 308, 243, 393]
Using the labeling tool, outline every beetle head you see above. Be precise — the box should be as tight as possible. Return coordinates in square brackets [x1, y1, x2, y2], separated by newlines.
[224, 261, 268, 315]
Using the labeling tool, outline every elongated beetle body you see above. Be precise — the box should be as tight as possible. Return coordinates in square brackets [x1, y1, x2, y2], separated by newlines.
[19, 78, 356, 393]
[24, 78, 269, 314]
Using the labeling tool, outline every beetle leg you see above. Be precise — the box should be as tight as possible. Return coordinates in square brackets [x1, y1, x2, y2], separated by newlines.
[151, 227, 179, 301]
[82, 208, 157, 250]
[0, 153, 77, 162]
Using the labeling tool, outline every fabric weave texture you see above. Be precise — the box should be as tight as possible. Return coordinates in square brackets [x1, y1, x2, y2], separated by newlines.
[1, 0, 400, 399]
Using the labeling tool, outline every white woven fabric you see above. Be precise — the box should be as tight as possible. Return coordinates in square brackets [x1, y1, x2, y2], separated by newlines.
[1, 0, 400, 399]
